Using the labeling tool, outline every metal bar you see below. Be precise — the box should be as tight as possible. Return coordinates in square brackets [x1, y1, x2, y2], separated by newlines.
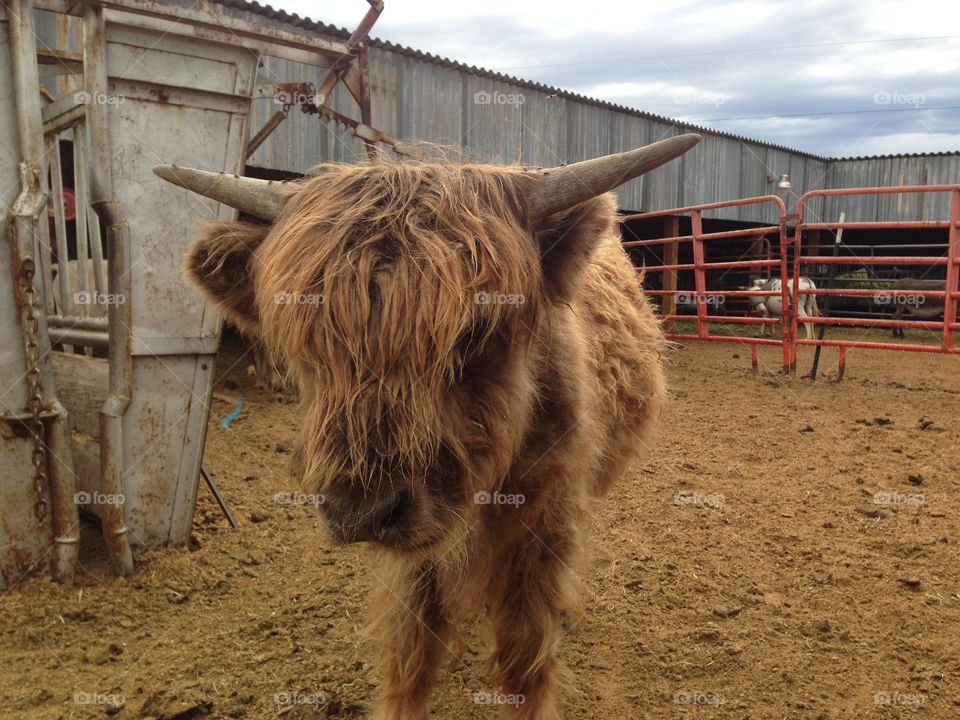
[200, 466, 237, 530]
[622, 225, 780, 247]
[660, 216, 679, 333]
[795, 339, 959, 353]
[79, 121, 106, 293]
[84, 4, 134, 577]
[801, 221, 951, 230]
[661, 314, 778, 325]
[800, 256, 947, 265]
[647, 289, 784, 297]
[803, 316, 943, 329]
[664, 334, 784, 346]
[622, 194, 786, 221]
[943, 189, 960, 350]
[642, 258, 779, 272]
[8, 0, 80, 585]
[244, 109, 287, 160]
[48, 315, 109, 331]
[810, 212, 844, 381]
[796, 185, 960, 218]
[691, 209, 707, 339]
[782, 212, 795, 373]
[797, 288, 947, 298]
[49, 327, 109, 348]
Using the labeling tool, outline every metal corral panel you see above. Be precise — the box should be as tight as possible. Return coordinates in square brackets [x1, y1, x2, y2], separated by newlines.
[101, 16, 259, 551]
[0, 9, 56, 587]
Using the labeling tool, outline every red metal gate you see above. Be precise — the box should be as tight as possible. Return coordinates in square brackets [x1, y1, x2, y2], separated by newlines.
[622, 185, 960, 378]
[622, 195, 793, 373]
[786, 185, 960, 376]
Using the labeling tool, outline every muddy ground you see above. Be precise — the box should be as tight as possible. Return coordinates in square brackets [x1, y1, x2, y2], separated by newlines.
[1, 331, 958, 719]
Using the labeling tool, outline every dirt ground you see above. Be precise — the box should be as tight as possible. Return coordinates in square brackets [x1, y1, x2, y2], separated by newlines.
[2, 332, 958, 720]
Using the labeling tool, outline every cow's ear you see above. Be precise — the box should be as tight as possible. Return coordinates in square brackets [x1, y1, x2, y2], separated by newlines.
[532, 193, 617, 303]
[183, 220, 268, 335]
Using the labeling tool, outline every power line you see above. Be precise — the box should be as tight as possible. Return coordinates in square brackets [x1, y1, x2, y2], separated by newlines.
[493, 34, 960, 71]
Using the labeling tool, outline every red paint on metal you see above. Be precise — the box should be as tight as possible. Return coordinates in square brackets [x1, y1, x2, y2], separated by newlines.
[623, 184, 960, 378]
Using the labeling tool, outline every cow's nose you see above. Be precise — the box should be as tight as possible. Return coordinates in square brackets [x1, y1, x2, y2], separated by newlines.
[323, 488, 408, 545]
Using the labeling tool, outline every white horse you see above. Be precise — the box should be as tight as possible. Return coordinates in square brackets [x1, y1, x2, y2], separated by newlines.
[747, 277, 820, 339]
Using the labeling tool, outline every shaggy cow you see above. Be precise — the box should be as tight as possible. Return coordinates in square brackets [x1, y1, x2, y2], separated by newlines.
[155, 134, 700, 720]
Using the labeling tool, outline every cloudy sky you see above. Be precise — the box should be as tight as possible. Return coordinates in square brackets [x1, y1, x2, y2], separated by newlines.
[271, 0, 960, 157]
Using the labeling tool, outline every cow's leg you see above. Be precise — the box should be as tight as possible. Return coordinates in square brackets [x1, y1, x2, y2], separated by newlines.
[372, 562, 452, 720]
[488, 525, 577, 720]
[892, 304, 905, 338]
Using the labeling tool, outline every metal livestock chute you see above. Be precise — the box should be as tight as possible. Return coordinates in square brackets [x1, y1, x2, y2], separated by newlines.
[0, 0, 390, 587]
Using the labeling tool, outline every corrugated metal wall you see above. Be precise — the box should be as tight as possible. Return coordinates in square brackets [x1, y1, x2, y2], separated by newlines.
[822, 155, 960, 222]
[244, 44, 846, 223]
[35, 7, 957, 225]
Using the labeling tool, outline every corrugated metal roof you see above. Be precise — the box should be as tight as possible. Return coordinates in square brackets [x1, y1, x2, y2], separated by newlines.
[833, 151, 960, 161]
[216, 0, 952, 163]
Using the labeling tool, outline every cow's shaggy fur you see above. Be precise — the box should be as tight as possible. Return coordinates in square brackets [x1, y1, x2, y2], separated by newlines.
[184, 161, 666, 719]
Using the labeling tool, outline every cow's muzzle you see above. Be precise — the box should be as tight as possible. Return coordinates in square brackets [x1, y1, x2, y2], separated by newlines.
[321, 486, 410, 545]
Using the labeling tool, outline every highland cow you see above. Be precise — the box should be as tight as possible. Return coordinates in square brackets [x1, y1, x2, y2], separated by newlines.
[155, 133, 700, 720]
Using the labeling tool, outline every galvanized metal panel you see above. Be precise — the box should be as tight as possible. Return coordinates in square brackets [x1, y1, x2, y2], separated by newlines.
[521, 91, 567, 169]
[102, 18, 258, 551]
[231, 26, 958, 223]
[462, 74, 523, 164]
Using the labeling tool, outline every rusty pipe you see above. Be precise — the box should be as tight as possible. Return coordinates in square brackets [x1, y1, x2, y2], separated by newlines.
[83, 3, 134, 576]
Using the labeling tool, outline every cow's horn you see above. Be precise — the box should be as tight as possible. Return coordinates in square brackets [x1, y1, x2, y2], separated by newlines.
[152, 165, 290, 221]
[529, 133, 702, 220]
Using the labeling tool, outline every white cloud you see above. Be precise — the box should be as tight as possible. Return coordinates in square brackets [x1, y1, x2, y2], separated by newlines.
[832, 132, 960, 156]
[269, 0, 960, 156]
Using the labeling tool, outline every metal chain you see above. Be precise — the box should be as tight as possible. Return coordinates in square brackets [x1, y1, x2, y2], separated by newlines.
[20, 257, 48, 522]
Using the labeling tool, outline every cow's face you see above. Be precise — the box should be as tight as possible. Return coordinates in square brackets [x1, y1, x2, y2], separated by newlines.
[185, 164, 615, 553]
